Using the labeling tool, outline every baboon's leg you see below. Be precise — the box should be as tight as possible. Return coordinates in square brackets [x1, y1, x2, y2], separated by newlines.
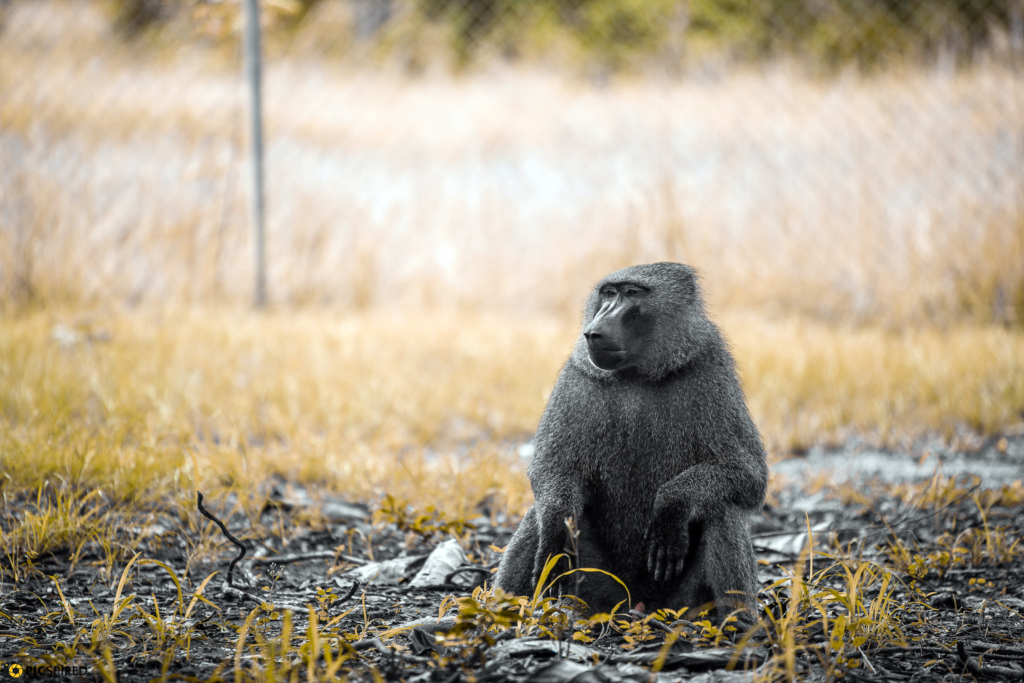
[494, 506, 539, 597]
[572, 517, 633, 614]
[670, 510, 760, 623]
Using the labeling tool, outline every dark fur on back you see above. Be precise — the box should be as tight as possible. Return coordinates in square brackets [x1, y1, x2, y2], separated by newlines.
[495, 263, 768, 618]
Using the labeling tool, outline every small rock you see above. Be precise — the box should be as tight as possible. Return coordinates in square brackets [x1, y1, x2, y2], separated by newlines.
[408, 539, 470, 588]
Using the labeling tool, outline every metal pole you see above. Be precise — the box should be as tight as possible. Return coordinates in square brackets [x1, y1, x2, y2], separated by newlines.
[244, 0, 267, 308]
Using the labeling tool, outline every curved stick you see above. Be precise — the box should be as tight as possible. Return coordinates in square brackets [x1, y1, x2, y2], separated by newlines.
[444, 565, 492, 586]
[197, 491, 247, 587]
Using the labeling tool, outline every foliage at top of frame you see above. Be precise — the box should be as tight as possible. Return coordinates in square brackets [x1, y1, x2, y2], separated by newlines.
[104, 0, 1024, 71]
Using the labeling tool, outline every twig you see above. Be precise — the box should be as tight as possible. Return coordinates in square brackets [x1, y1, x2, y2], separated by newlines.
[251, 550, 368, 566]
[858, 646, 877, 674]
[871, 645, 952, 656]
[958, 641, 1024, 680]
[352, 638, 389, 653]
[875, 643, 1024, 658]
[963, 643, 1024, 657]
[222, 584, 266, 604]
[197, 491, 247, 587]
[400, 584, 459, 593]
[218, 583, 315, 612]
[444, 566, 491, 586]
[335, 579, 360, 605]
[970, 647, 1024, 655]
[645, 616, 676, 634]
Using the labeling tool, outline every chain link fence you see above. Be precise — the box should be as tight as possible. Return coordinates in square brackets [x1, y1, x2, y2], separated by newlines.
[1, 0, 1022, 323]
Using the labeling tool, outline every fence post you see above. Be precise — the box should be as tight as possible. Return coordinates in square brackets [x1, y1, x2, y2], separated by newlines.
[244, 0, 267, 308]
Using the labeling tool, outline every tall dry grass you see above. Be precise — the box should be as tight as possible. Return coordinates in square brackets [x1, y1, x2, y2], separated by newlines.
[2, 309, 1021, 517]
[1, 0, 1022, 324]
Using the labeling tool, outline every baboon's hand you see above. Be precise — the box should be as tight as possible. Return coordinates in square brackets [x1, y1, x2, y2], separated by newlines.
[643, 505, 689, 582]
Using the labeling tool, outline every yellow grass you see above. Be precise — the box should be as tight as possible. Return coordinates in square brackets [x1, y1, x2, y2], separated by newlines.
[2, 308, 1021, 518]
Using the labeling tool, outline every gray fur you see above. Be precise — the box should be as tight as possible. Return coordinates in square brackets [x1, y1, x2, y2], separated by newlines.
[494, 263, 768, 621]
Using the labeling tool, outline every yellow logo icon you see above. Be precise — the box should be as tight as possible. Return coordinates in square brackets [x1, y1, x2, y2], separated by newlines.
[8, 663, 23, 678]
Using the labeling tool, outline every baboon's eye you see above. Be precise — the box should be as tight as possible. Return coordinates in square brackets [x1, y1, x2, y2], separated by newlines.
[600, 288, 616, 298]
[624, 287, 640, 297]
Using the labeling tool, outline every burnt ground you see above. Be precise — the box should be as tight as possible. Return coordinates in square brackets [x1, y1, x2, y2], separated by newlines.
[1, 435, 1023, 682]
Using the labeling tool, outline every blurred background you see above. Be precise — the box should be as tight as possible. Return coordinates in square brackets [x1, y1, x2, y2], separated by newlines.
[0, 0, 1023, 531]
[2, 0, 1022, 325]
[2, 5, 1023, 670]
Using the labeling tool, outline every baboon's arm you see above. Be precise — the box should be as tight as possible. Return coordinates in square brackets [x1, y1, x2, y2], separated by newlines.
[526, 371, 591, 587]
[645, 434, 766, 582]
[654, 443, 767, 520]
[529, 472, 584, 587]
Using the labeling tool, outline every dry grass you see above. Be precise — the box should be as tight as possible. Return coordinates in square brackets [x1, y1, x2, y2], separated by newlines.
[0, 309, 551, 517]
[2, 0, 1023, 323]
[1, 308, 1021, 520]
[730, 314, 1024, 448]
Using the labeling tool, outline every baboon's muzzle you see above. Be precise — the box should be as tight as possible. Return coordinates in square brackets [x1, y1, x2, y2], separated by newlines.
[583, 298, 638, 370]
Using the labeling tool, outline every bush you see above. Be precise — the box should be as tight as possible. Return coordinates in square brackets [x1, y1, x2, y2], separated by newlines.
[104, 0, 1024, 70]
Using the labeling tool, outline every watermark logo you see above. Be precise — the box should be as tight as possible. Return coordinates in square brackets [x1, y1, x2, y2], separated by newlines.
[3, 663, 89, 678]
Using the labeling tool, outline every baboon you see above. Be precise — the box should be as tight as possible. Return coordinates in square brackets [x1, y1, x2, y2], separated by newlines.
[494, 263, 768, 622]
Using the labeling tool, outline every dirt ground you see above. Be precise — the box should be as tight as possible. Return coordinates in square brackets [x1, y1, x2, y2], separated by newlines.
[1, 436, 1023, 682]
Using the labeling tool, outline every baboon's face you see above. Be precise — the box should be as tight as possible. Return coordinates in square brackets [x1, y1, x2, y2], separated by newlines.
[583, 281, 651, 371]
